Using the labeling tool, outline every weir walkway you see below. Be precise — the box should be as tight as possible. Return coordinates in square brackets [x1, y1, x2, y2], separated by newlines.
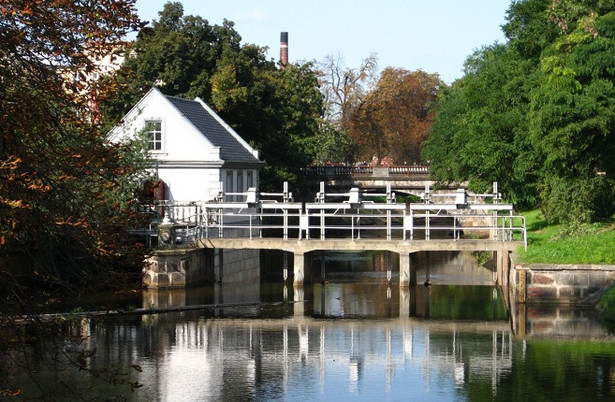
[147, 182, 526, 288]
[303, 165, 448, 193]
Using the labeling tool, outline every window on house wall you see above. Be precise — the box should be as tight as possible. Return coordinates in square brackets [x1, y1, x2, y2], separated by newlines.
[237, 171, 243, 202]
[247, 171, 254, 190]
[226, 170, 234, 202]
[145, 120, 162, 151]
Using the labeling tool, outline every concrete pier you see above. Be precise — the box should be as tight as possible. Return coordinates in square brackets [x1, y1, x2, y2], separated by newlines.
[294, 252, 305, 286]
[399, 253, 411, 287]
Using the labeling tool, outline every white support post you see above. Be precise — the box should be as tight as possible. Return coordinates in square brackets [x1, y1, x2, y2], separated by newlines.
[399, 253, 410, 287]
[387, 209, 391, 241]
[294, 252, 305, 285]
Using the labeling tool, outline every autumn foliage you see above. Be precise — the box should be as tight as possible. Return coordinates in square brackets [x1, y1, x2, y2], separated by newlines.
[348, 68, 442, 165]
[0, 0, 147, 300]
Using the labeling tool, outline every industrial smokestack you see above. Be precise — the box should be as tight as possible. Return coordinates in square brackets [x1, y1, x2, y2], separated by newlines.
[280, 32, 288, 69]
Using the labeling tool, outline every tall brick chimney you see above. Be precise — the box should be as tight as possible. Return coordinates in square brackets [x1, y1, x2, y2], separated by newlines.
[280, 32, 288, 69]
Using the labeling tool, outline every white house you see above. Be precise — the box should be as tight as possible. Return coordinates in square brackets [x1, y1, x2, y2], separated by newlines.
[109, 87, 264, 202]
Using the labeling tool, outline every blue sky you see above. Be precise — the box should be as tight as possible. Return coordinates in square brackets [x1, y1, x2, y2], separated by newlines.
[135, 1, 512, 84]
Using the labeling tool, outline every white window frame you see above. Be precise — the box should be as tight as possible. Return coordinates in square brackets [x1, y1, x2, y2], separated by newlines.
[247, 170, 254, 190]
[225, 170, 234, 202]
[144, 119, 163, 152]
[237, 171, 244, 202]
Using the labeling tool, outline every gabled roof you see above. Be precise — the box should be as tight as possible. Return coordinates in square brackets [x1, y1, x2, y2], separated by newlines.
[164, 93, 262, 166]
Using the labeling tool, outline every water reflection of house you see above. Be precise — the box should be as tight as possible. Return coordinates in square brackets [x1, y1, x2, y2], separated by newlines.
[109, 87, 264, 203]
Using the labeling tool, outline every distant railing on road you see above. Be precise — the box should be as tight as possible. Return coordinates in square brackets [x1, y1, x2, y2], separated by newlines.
[304, 165, 430, 177]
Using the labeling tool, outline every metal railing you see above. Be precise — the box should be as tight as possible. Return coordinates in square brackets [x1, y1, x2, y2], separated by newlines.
[144, 182, 527, 249]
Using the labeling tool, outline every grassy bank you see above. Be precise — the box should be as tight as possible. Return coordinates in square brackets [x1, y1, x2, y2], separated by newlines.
[516, 210, 615, 318]
[517, 210, 615, 264]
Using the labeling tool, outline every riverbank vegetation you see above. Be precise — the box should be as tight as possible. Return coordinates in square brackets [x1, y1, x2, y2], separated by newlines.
[517, 209, 615, 321]
[423, 0, 615, 228]
[0, 1, 151, 398]
[0, 2, 147, 310]
[518, 210, 615, 264]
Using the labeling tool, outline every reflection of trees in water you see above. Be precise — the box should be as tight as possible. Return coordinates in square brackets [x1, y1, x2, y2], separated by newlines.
[319, 251, 396, 276]
[416, 251, 494, 285]
[412, 285, 508, 320]
[5, 288, 614, 400]
[318, 250, 493, 285]
[1, 315, 146, 400]
[338, 283, 397, 317]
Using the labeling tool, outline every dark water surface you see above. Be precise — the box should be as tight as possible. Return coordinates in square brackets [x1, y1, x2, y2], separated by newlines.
[4, 251, 615, 401]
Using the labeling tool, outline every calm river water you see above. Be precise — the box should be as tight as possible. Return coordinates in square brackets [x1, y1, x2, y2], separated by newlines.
[5, 251, 615, 401]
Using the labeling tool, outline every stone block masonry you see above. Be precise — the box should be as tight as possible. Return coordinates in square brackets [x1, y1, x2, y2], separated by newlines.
[144, 248, 215, 288]
[143, 247, 260, 288]
[511, 263, 615, 305]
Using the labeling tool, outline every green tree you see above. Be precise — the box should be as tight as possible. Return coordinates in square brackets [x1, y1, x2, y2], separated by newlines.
[308, 120, 354, 165]
[105, 2, 324, 194]
[424, 0, 615, 222]
[529, 5, 615, 223]
[423, 44, 541, 207]
[502, 0, 561, 59]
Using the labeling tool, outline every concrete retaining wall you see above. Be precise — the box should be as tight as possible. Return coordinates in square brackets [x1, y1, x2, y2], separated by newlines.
[511, 263, 615, 305]
[144, 248, 214, 288]
[214, 248, 260, 283]
[143, 246, 261, 288]
[211, 227, 260, 284]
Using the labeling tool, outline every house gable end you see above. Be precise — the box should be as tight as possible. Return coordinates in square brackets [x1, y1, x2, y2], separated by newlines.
[109, 88, 221, 161]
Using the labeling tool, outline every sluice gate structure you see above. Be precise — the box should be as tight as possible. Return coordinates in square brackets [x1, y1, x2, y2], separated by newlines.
[144, 182, 526, 289]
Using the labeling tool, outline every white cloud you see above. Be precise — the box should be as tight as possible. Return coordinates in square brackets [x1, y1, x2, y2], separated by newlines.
[233, 7, 271, 23]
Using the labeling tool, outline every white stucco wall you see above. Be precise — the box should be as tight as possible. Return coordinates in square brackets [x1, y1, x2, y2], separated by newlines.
[109, 88, 261, 202]
[158, 167, 221, 202]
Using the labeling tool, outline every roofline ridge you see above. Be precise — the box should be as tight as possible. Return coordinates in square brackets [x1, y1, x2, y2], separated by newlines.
[164, 93, 195, 102]
[108, 87, 160, 140]
[162, 92, 217, 151]
[193, 97, 260, 160]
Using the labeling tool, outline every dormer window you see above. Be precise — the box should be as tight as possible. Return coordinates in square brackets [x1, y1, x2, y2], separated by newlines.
[145, 120, 162, 151]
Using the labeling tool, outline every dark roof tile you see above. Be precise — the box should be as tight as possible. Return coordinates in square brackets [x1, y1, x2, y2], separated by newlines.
[165, 95, 261, 165]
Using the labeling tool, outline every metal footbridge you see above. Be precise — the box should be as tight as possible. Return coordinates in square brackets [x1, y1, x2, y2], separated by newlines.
[148, 182, 526, 286]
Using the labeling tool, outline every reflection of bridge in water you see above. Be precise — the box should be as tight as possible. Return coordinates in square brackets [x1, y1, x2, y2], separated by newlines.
[82, 279, 514, 400]
[87, 309, 512, 399]
[134, 280, 514, 396]
[170, 317, 512, 395]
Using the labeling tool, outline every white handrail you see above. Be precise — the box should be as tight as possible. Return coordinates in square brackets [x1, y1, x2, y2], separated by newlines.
[144, 183, 527, 249]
